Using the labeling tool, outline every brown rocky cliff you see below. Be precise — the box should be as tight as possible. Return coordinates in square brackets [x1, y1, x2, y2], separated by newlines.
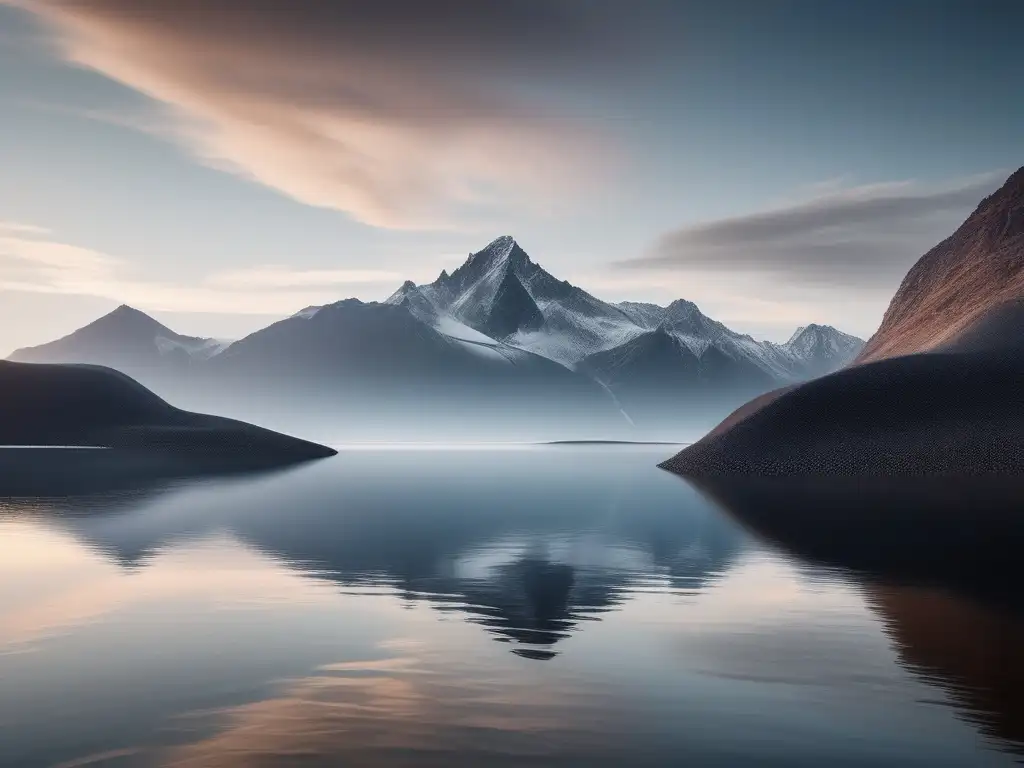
[857, 166, 1024, 362]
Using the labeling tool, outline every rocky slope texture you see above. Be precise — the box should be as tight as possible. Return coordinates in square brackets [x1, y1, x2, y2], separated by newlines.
[0, 360, 335, 464]
[6, 237, 861, 440]
[857, 166, 1024, 362]
[661, 165, 1024, 477]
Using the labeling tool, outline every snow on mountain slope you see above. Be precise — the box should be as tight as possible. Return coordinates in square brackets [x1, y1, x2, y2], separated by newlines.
[385, 280, 528, 364]
[154, 335, 233, 360]
[785, 324, 864, 362]
[616, 301, 671, 329]
[616, 298, 804, 379]
[507, 305, 643, 366]
[400, 236, 648, 366]
[433, 315, 498, 345]
[779, 324, 866, 378]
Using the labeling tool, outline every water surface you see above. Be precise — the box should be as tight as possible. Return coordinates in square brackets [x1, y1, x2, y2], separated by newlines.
[0, 446, 1020, 766]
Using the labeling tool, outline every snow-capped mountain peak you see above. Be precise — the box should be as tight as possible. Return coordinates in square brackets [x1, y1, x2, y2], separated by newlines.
[473, 234, 522, 262]
[783, 324, 865, 375]
[383, 236, 864, 375]
[417, 236, 545, 340]
[446, 235, 528, 282]
[786, 323, 860, 352]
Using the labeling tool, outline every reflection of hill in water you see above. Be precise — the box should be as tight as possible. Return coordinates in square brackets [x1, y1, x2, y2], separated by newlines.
[867, 585, 1024, 756]
[2, 449, 742, 659]
[692, 477, 1024, 610]
[0, 460, 301, 568]
[0, 451, 298, 513]
[695, 476, 1024, 757]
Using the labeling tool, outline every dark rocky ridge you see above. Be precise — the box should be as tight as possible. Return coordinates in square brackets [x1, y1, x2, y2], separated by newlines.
[858, 166, 1024, 362]
[660, 350, 1024, 477]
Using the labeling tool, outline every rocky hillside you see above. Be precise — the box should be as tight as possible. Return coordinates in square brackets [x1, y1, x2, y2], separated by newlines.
[858, 166, 1024, 362]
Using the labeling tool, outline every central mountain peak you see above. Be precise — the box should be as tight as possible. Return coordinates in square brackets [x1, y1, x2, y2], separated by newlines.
[438, 236, 543, 339]
[461, 235, 531, 276]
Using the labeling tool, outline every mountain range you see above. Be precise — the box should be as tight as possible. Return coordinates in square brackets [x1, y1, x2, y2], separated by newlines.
[9, 236, 863, 441]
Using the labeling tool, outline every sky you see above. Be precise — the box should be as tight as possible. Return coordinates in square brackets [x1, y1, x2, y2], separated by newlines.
[0, 0, 1020, 354]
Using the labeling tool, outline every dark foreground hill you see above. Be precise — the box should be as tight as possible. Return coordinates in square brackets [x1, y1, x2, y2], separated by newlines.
[0, 361, 335, 466]
[660, 347, 1024, 477]
[662, 165, 1024, 479]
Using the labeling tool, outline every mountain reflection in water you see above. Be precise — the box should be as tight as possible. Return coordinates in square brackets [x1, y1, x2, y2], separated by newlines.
[4, 447, 739, 661]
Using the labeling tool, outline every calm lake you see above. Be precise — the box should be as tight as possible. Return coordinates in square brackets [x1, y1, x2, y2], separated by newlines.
[1, 446, 1021, 767]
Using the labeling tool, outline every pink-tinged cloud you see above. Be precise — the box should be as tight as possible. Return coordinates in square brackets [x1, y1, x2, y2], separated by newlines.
[12, 0, 624, 229]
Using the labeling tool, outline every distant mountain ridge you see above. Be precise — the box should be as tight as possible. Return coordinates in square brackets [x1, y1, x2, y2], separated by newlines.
[784, 324, 865, 377]
[10, 304, 229, 370]
[6, 237, 862, 440]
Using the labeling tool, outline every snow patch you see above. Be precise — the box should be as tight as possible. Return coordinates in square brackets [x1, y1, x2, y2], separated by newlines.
[434, 315, 499, 345]
[292, 306, 322, 319]
[154, 335, 232, 360]
[450, 338, 511, 363]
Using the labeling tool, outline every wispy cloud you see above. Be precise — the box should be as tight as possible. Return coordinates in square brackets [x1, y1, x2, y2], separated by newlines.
[0, 226, 402, 313]
[620, 171, 1005, 289]
[8, 0, 640, 229]
[207, 266, 402, 290]
[0, 220, 51, 236]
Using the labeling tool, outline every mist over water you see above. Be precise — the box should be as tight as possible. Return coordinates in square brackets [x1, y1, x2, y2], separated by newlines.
[120, 367, 745, 445]
[1, 447, 1021, 767]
